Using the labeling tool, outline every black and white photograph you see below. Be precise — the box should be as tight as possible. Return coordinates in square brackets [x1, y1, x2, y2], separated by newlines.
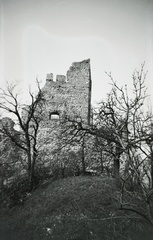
[0, 0, 153, 239]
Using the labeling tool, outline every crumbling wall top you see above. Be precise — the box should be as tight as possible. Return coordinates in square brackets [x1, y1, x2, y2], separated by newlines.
[69, 59, 90, 71]
[45, 59, 90, 85]
[46, 73, 53, 82]
[46, 73, 66, 86]
[42, 58, 91, 124]
[56, 75, 66, 84]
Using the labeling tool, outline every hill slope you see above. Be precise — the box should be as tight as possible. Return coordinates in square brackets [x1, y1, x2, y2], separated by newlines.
[0, 176, 152, 240]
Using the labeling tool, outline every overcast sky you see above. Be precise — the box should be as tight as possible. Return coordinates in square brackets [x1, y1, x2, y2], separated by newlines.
[0, 0, 153, 105]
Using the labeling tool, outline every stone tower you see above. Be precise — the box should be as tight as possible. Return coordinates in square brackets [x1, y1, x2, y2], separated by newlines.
[41, 59, 92, 127]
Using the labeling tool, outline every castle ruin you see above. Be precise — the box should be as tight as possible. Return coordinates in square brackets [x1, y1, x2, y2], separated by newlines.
[0, 59, 93, 182]
[40, 59, 92, 128]
[36, 59, 93, 171]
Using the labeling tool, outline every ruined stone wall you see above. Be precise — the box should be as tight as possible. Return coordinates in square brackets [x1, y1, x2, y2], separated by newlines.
[40, 59, 92, 129]
[36, 59, 92, 169]
[66, 59, 92, 125]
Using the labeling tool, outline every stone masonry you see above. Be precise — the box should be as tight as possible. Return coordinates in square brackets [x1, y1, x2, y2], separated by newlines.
[40, 59, 92, 128]
[36, 59, 92, 164]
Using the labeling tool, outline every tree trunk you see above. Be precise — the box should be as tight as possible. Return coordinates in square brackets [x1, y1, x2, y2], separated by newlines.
[28, 169, 34, 192]
[61, 167, 65, 178]
[0, 172, 4, 194]
[29, 151, 37, 191]
[113, 143, 122, 178]
[100, 150, 104, 173]
[151, 150, 153, 188]
[113, 156, 120, 177]
[81, 138, 86, 175]
[27, 150, 35, 192]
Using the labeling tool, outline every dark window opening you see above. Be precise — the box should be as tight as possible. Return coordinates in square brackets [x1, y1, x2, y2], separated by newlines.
[49, 112, 60, 120]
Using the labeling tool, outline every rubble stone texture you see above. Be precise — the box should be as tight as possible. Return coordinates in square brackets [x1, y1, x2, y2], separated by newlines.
[37, 59, 92, 164]
[40, 59, 92, 128]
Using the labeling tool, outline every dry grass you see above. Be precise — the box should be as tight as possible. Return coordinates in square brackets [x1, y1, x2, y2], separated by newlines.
[0, 176, 153, 240]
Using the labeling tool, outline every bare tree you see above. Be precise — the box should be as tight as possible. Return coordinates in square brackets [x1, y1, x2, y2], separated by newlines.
[102, 65, 153, 227]
[52, 117, 88, 176]
[63, 64, 153, 180]
[0, 81, 45, 191]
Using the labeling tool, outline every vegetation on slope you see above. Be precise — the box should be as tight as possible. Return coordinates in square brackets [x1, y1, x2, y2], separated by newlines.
[0, 176, 153, 240]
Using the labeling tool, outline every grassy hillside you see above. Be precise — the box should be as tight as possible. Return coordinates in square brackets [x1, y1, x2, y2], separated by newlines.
[0, 176, 153, 240]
